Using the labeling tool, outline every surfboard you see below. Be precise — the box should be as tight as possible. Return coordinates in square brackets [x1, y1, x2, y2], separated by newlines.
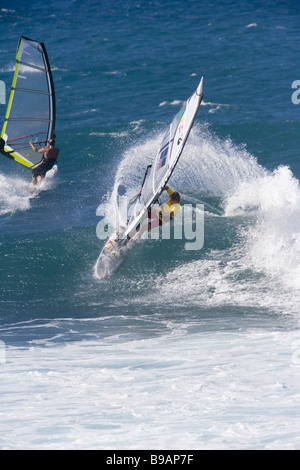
[95, 225, 131, 279]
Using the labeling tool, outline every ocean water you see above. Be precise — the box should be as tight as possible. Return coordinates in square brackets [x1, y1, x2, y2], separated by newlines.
[0, 0, 300, 450]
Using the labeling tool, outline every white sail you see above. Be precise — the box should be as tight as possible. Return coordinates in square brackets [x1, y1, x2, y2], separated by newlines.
[125, 77, 203, 239]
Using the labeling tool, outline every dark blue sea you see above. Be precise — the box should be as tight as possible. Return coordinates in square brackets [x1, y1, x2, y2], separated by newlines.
[0, 0, 300, 450]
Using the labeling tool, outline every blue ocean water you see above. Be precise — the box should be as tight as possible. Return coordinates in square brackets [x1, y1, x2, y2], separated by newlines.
[0, 0, 300, 450]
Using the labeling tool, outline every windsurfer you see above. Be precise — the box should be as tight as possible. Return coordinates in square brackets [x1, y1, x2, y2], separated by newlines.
[29, 139, 59, 185]
[134, 185, 181, 238]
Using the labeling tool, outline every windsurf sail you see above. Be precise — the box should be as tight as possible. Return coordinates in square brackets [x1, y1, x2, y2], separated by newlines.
[124, 77, 204, 239]
[0, 36, 56, 168]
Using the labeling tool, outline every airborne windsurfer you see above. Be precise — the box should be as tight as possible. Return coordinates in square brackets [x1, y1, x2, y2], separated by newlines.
[29, 139, 59, 185]
[134, 185, 181, 238]
[95, 78, 203, 278]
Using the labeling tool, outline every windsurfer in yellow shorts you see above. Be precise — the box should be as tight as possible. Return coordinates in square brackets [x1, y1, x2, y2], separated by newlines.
[134, 186, 181, 238]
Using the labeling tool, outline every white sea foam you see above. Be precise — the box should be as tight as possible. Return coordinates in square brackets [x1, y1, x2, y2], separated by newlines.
[172, 125, 266, 195]
[0, 173, 33, 215]
[156, 154, 300, 313]
[90, 131, 129, 138]
[1, 329, 300, 449]
[0, 168, 57, 216]
[1, 8, 15, 13]
[159, 100, 232, 114]
[0, 63, 15, 73]
[159, 99, 183, 107]
[224, 165, 300, 290]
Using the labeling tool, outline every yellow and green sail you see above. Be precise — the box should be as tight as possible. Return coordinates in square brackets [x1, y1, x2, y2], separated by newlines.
[124, 78, 204, 240]
[0, 36, 55, 168]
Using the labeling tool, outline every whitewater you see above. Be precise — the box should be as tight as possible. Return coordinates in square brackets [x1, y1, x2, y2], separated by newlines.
[1, 329, 300, 450]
